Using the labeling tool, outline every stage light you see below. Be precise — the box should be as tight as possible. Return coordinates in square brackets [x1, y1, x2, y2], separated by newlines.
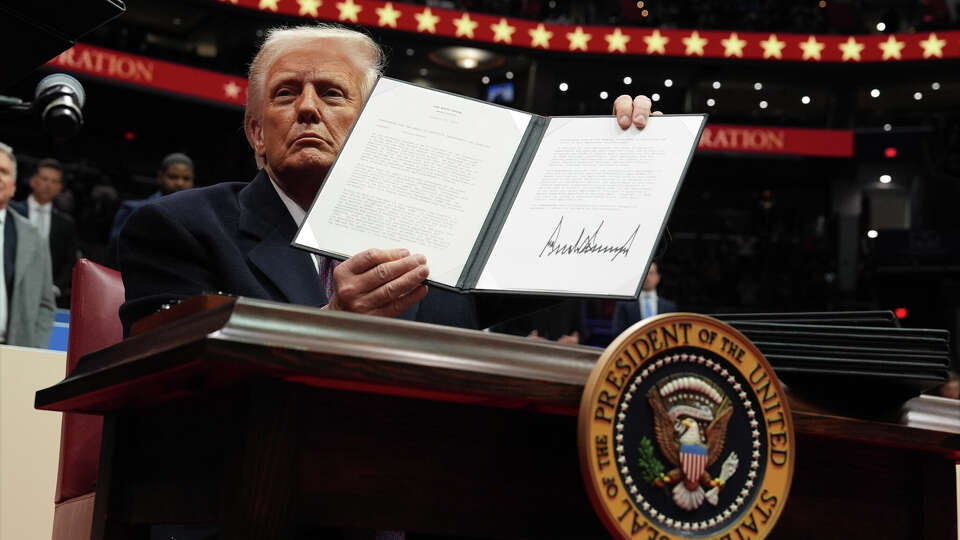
[419, 68, 429, 76]
[124, 131, 135, 141]
[931, 82, 941, 90]
[884, 147, 897, 158]
[623, 76, 633, 85]
[883, 123, 892, 132]
[642, 9, 649, 16]
[559, 82, 568, 92]
[458, 57, 478, 69]
[870, 88, 880, 98]
[706, 98, 715, 107]
[505, 71, 514, 80]
[914, 92, 923, 100]
[406, 48, 415, 56]
[876, 22, 886, 32]
[801, 96, 811, 104]
[652, 93, 660, 102]
[879, 174, 892, 184]
[894, 307, 908, 319]
[867, 230, 879, 239]
[637, 1, 644, 7]
[664, 78, 673, 87]
[481, 76, 490, 84]
[712, 81, 721, 89]
[818, 0, 826, 7]
[600, 91, 609, 99]
[759, 100, 768, 109]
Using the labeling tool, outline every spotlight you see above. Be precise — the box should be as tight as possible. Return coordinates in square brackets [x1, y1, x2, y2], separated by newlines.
[600, 91, 609, 99]
[481, 76, 490, 84]
[876, 22, 886, 32]
[884, 147, 897, 158]
[883, 123, 892, 132]
[879, 174, 892, 184]
[559, 82, 569, 92]
[623, 76, 633, 85]
[406, 48, 415, 56]
[870, 88, 880, 98]
[419, 68, 429, 76]
[706, 98, 715, 107]
[664, 78, 673, 87]
[914, 92, 923, 100]
[712, 81, 721, 90]
[754, 82, 763, 91]
[651, 93, 660, 102]
[759, 100, 768, 109]
[931, 82, 941, 90]
[867, 230, 879, 239]
[801, 96, 811, 104]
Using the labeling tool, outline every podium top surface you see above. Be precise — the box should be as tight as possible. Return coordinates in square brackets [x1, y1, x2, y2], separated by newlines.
[35, 296, 960, 456]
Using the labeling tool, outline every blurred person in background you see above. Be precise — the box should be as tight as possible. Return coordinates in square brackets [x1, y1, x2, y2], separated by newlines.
[109, 152, 195, 244]
[10, 158, 79, 308]
[611, 261, 676, 336]
[0, 142, 55, 347]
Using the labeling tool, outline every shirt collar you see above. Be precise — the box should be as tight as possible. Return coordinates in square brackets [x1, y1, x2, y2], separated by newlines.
[266, 172, 306, 228]
[28, 195, 52, 212]
[0, 206, 6, 225]
[640, 289, 658, 301]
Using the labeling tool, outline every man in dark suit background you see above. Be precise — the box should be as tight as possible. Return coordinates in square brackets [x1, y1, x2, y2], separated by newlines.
[118, 24, 656, 333]
[612, 261, 677, 337]
[10, 158, 78, 308]
[109, 152, 195, 245]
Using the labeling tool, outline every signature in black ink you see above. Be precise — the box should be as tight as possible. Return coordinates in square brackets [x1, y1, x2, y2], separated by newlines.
[539, 216, 640, 261]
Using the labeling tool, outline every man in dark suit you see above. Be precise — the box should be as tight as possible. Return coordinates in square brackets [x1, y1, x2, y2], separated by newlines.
[10, 158, 78, 308]
[109, 152, 195, 245]
[0, 142, 55, 347]
[612, 261, 677, 337]
[119, 25, 655, 333]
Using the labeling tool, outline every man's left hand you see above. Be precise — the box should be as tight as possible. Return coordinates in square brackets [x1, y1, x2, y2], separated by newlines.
[613, 95, 662, 130]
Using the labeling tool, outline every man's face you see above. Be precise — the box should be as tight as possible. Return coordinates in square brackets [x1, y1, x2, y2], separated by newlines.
[250, 40, 366, 201]
[0, 153, 15, 209]
[158, 163, 195, 195]
[29, 166, 63, 204]
[642, 263, 661, 292]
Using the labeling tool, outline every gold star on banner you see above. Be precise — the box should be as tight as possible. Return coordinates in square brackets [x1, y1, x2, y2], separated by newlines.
[529, 23, 553, 49]
[490, 18, 516, 44]
[838, 36, 864, 61]
[224, 81, 242, 99]
[335, 0, 361, 22]
[566, 26, 592, 51]
[375, 2, 401, 27]
[759, 34, 786, 59]
[721, 32, 747, 57]
[919, 33, 947, 58]
[414, 8, 439, 33]
[682, 31, 708, 56]
[798, 35, 825, 60]
[452, 13, 478, 38]
[297, 0, 321, 17]
[258, 0, 278, 11]
[643, 29, 669, 54]
[605, 28, 630, 53]
[878, 35, 905, 60]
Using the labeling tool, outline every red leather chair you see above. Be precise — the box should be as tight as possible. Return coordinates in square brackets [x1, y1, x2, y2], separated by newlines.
[51, 259, 125, 540]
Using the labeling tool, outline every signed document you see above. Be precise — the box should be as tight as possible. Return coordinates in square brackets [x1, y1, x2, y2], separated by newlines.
[294, 77, 706, 299]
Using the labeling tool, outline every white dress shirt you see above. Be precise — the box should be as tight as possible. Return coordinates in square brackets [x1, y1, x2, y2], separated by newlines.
[0, 207, 8, 342]
[267, 175, 321, 274]
[639, 289, 658, 319]
[27, 195, 52, 239]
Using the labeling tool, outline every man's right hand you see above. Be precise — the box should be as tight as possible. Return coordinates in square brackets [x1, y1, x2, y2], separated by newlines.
[324, 248, 429, 317]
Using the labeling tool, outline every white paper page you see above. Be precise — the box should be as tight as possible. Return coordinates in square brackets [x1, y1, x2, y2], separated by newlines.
[295, 78, 532, 287]
[476, 115, 705, 296]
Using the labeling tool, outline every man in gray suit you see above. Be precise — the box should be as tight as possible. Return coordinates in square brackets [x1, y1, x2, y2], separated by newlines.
[0, 142, 55, 347]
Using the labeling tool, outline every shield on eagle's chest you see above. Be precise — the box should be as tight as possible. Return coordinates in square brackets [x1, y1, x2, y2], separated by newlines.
[680, 443, 708, 484]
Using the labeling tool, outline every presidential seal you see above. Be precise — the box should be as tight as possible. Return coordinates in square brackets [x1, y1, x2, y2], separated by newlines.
[578, 313, 794, 539]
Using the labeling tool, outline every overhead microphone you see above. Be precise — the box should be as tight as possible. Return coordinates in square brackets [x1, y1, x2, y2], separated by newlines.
[34, 73, 86, 139]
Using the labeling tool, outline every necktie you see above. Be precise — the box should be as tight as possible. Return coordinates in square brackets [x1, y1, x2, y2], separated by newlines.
[318, 256, 339, 301]
[643, 295, 655, 319]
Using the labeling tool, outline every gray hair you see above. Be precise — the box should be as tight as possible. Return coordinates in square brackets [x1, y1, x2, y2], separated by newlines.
[244, 24, 386, 168]
[0, 141, 15, 177]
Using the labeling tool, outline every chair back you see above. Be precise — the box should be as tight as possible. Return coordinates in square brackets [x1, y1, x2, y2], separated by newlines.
[55, 259, 124, 503]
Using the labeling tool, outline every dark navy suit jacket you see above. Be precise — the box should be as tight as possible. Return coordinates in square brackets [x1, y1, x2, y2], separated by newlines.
[118, 171, 481, 333]
[611, 295, 677, 337]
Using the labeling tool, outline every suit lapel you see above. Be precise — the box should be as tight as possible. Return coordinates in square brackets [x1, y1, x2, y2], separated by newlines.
[10, 212, 35, 290]
[239, 171, 327, 307]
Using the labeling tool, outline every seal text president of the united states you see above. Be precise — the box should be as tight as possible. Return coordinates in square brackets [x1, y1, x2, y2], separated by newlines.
[117, 25, 656, 333]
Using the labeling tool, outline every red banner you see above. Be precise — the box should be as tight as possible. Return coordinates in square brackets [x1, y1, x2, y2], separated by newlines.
[45, 43, 247, 108]
[212, 0, 957, 62]
[46, 44, 854, 157]
[697, 124, 853, 157]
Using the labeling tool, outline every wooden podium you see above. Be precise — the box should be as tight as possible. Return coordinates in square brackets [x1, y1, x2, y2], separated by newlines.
[36, 297, 960, 539]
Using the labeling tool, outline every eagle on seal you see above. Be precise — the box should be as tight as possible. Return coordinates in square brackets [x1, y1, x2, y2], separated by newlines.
[648, 389, 734, 511]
